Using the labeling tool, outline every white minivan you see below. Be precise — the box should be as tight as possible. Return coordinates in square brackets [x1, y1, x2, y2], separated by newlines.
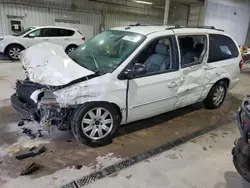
[11, 25, 242, 146]
[0, 26, 85, 60]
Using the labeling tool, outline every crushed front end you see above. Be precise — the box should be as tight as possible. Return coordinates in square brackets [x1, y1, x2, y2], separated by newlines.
[11, 79, 72, 131]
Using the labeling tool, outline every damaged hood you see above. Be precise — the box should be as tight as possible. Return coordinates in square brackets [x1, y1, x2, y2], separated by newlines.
[21, 42, 94, 86]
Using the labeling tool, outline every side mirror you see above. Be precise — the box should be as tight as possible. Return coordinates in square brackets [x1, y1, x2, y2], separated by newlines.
[119, 63, 147, 80]
[122, 69, 134, 80]
[133, 63, 147, 76]
[28, 33, 35, 38]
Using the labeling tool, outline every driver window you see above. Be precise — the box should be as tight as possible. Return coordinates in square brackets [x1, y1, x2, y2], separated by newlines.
[131, 36, 177, 75]
[28, 28, 48, 37]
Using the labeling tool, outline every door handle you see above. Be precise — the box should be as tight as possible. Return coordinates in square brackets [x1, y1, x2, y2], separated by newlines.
[205, 67, 216, 70]
[42, 39, 48, 41]
[64, 38, 69, 40]
[168, 81, 178, 88]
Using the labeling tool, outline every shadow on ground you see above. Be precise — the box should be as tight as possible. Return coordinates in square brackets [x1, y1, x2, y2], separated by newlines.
[0, 55, 10, 61]
[117, 93, 240, 137]
[214, 171, 249, 188]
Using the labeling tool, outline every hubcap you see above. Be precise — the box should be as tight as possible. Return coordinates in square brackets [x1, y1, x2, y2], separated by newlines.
[68, 47, 75, 53]
[213, 86, 225, 106]
[9, 47, 21, 59]
[81, 107, 113, 140]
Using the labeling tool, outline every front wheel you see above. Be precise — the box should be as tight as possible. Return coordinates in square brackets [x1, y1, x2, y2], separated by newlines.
[71, 103, 120, 147]
[6, 44, 23, 60]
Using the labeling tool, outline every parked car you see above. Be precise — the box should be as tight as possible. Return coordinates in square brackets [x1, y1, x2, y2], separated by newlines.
[11, 25, 241, 146]
[232, 96, 250, 183]
[0, 26, 85, 60]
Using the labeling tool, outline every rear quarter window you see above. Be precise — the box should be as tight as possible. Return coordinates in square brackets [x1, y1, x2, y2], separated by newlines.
[58, 29, 75, 36]
[208, 34, 239, 63]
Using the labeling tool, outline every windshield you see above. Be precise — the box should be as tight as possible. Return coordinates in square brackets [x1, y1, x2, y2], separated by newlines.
[69, 30, 146, 74]
[12, 27, 36, 36]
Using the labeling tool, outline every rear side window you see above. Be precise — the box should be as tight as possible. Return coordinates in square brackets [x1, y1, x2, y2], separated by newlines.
[58, 29, 75, 36]
[178, 35, 207, 68]
[208, 34, 239, 63]
[28, 28, 49, 37]
[48, 28, 75, 37]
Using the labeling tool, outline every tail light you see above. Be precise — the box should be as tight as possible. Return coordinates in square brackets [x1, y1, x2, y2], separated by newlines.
[239, 59, 243, 71]
[81, 36, 86, 41]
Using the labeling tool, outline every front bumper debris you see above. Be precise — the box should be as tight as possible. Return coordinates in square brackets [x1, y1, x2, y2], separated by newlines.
[11, 94, 37, 120]
[11, 79, 72, 131]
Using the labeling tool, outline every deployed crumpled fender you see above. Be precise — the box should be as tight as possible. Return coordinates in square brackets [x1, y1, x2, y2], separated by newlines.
[20, 42, 94, 86]
[53, 73, 126, 110]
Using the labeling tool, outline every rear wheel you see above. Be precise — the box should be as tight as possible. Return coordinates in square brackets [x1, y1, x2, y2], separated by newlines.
[65, 45, 77, 54]
[203, 81, 227, 109]
[6, 44, 24, 60]
[71, 103, 120, 147]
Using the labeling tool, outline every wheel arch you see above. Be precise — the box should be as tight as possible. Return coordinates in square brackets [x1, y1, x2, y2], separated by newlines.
[201, 77, 230, 102]
[65, 44, 78, 50]
[4, 43, 25, 55]
[74, 101, 123, 123]
[213, 77, 230, 88]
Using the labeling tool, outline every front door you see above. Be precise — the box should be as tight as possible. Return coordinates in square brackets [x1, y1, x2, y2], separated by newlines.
[175, 34, 208, 109]
[25, 28, 50, 47]
[126, 36, 180, 123]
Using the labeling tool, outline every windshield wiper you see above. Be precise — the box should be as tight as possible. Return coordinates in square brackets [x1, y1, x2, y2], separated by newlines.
[92, 49, 100, 74]
[71, 57, 90, 70]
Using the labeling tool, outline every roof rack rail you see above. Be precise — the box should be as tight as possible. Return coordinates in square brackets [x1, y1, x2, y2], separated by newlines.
[170, 25, 224, 32]
[165, 24, 181, 29]
[128, 23, 180, 27]
[196, 25, 224, 31]
[129, 23, 163, 26]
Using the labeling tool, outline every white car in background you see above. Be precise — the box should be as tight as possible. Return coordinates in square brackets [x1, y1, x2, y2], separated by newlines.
[0, 26, 85, 60]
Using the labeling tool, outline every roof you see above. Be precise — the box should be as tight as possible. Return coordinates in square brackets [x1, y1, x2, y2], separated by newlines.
[33, 25, 78, 30]
[111, 25, 225, 36]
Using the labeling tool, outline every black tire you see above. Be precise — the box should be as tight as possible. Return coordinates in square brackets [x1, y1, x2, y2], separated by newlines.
[233, 151, 250, 183]
[203, 81, 227, 109]
[71, 102, 121, 147]
[6, 44, 24, 60]
[65, 45, 77, 54]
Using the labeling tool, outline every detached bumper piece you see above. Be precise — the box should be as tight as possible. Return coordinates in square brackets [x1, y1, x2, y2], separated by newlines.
[11, 94, 37, 120]
[11, 80, 45, 121]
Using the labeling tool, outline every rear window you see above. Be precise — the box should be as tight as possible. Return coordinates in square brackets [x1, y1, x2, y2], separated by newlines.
[208, 34, 239, 63]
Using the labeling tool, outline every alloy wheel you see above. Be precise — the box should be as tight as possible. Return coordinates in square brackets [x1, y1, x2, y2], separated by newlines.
[81, 107, 113, 140]
[9, 47, 21, 59]
[68, 47, 75, 54]
[213, 86, 225, 106]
